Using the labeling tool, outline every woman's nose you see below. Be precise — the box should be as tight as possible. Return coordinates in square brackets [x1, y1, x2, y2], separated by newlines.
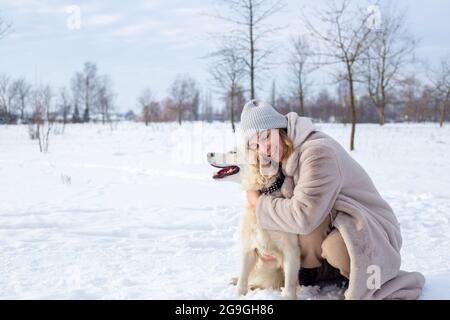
[258, 147, 269, 157]
[266, 143, 271, 155]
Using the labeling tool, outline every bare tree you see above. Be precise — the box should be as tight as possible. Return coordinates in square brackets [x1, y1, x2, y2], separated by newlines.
[209, 43, 246, 132]
[71, 62, 99, 123]
[97, 75, 115, 124]
[0, 14, 12, 40]
[190, 89, 200, 121]
[398, 75, 422, 122]
[138, 88, 161, 125]
[12, 78, 32, 122]
[430, 57, 450, 127]
[31, 85, 55, 153]
[336, 73, 350, 124]
[58, 86, 72, 132]
[169, 74, 198, 125]
[304, 0, 374, 150]
[72, 102, 81, 123]
[201, 90, 214, 123]
[363, 6, 415, 125]
[0, 74, 10, 114]
[160, 97, 177, 122]
[222, 85, 247, 124]
[71, 82, 82, 124]
[139, 88, 153, 126]
[0, 74, 18, 123]
[288, 35, 316, 116]
[215, 0, 284, 99]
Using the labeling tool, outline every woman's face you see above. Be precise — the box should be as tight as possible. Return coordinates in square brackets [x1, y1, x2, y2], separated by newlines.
[248, 129, 285, 164]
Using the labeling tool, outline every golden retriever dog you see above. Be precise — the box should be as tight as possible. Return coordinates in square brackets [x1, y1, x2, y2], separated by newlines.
[207, 149, 300, 299]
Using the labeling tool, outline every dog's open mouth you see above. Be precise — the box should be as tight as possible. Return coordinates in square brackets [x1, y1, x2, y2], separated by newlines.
[211, 164, 240, 179]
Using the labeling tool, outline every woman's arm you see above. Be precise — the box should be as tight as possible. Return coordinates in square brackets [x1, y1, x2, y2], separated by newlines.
[255, 145, 343, 235]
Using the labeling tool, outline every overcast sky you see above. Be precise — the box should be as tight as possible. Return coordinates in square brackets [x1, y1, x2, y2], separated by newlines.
[1, 0, 449, 112]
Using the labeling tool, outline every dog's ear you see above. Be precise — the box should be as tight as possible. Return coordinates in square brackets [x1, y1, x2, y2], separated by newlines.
[236, 146, 247, 167]
[238, 148, 257, 167]
[222, 150, 238, 167]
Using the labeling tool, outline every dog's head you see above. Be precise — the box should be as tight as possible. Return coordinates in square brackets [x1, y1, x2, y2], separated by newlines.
[206, 148, 281, 191]
[206, 149, 241, 183]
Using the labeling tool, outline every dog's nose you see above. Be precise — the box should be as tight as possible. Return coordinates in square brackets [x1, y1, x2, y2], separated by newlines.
[207, 152, 214, 157]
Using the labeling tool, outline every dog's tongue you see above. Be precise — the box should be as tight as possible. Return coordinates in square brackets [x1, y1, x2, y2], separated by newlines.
[213, 166, 238, 179]
[214, 167, 232, 178]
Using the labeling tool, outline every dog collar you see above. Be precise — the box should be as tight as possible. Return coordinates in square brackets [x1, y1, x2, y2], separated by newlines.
[259, 172, 285, 195]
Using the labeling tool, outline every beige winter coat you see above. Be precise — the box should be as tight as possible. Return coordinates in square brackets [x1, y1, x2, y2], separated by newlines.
[255, 112, 425, 299]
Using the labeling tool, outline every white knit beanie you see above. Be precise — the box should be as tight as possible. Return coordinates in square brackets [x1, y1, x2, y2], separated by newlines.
[240, 99, 288, 143]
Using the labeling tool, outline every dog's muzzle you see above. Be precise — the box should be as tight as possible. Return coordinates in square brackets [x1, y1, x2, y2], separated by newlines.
[211, 164, 240, 179]
[207, 152, 240, 179]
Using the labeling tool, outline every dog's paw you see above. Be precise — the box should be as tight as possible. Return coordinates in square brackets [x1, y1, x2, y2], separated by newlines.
[281, 288, 297, 300]
[237, 285, 248, 296]
[229, 277, 238, 286]
[237, 280, 248, 296]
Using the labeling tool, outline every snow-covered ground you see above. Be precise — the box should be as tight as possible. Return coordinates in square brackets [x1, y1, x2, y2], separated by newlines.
[0, 121, 449, 299]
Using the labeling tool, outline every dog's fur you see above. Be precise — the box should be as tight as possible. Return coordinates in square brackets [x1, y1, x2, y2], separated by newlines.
[207, 149, 300, 299]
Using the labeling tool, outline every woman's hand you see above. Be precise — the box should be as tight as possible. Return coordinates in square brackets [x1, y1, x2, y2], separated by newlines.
[246, 190, 261, 209]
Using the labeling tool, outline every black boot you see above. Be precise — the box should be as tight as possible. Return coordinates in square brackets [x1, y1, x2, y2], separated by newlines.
[315, 259, 349, 289]
[298, 260, 349, 288]
[298, 267, 319, 287]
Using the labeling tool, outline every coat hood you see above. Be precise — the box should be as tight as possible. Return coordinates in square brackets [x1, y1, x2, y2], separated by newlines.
[285, 112, 317, 149]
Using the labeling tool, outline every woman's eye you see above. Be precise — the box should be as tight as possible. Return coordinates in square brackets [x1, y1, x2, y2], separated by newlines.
[260, 134, 268, 142]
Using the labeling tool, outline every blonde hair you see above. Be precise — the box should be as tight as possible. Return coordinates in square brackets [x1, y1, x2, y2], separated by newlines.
[279, 128, 294, 162]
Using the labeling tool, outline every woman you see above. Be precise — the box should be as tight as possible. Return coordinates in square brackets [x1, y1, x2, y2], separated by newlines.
[240, 99, 425, 299]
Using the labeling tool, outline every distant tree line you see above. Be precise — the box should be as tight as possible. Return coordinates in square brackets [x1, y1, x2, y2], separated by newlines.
[0, 62, 116, 126]
[134, 64, 450, 127]
[2, 2, 450, 151]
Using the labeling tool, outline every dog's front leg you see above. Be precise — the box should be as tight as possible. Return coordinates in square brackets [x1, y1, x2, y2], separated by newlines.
[282, 249, 300, 299]
[237, 249, 257, 296]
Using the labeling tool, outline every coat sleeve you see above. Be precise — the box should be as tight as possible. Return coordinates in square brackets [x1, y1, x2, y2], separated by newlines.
[255, 145, 343, 235]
